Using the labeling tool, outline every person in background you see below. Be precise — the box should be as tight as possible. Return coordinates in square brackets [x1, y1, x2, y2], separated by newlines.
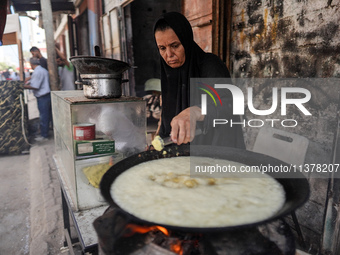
[24, 68, 30, 80]
[143, 78, 162, 125]
[24, 57, 51, 142]
[55, 46, 75, 90]
[30, 46, 48, 70]
[2, 69, 10, 80]
[9, 69, 19, 80]
[144, 78, 162, 146]
[26, 46, 48, 85]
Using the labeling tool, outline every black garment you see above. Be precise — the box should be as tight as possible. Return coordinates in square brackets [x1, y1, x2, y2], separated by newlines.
[39, 57, 48, 70]
[154, 12, 245, 148]
[2, 70, 9, 79]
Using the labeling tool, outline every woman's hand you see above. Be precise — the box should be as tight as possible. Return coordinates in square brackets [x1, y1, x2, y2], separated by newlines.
[170, 106, 204, 145]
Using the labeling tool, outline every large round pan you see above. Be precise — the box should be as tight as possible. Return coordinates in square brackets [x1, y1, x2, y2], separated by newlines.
[100, 145, 309, 233]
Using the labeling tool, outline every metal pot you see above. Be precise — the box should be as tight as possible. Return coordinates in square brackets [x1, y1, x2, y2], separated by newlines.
[77, 74, 128, 99]
[100, 145, 310, 233]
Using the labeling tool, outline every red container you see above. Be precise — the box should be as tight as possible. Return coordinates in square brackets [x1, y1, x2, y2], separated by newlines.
[73, 123, 95, 140]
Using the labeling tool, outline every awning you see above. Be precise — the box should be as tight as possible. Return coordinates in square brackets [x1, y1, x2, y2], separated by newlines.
[11, 0, 75, 12]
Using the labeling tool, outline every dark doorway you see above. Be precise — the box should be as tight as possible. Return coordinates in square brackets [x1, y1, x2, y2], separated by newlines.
[75, 10, 90, 56]
[125, 0, 181, 97]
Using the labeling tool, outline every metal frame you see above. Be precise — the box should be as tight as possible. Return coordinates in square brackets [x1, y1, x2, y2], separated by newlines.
[60, 183, 99, 255]
[60, 183, 98, 255]
[55, 155, 99, 255]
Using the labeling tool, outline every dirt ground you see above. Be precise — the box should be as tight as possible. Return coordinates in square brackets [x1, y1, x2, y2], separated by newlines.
[0, 153, 31, 255]
[0, 91, 82, 255]
[0, 138, 84, 255]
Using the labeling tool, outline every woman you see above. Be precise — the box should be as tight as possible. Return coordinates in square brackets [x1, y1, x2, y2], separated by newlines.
[154, 12, 245, 148]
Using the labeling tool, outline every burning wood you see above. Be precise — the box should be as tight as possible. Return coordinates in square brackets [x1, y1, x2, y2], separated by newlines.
[94, 206, 295, 255]
[123, 224, 187, 255]
[170, 240, 184, 255]
[123, 224, 169, 237]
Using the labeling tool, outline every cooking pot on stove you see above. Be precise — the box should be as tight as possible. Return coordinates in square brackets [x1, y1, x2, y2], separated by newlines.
[100, 145, 310, 233]
[70, 56, 131, 99]
[77, 74, 129, 99]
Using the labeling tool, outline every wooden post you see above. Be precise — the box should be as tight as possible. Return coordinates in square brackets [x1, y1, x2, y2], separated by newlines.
[17, 35, 24, 80]
[40, 0, 59, 91]
[212, 0, 232, 69]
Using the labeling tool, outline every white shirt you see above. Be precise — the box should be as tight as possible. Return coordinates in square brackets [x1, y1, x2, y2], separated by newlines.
[30, 65, 50, 97]
[58, 63, 75, 90]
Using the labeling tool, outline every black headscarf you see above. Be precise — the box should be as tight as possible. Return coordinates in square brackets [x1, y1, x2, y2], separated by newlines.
[154, 12, 244, 148]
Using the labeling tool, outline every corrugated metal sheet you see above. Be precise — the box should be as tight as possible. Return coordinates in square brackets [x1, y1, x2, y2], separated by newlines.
[0, 81, 30, 155]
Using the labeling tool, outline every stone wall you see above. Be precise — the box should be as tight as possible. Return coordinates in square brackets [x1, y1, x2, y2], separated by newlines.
[231, 0, 340, 78]
[231, 0, 340, 253]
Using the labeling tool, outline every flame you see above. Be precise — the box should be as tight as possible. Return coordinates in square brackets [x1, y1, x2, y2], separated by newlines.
[155, 225, 169, 236]
[123, 224, 183, 254]
[123, 224, 169, 237]
[170, 240, 183, 255]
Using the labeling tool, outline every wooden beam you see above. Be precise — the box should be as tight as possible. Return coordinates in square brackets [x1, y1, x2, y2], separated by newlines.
[212, 0, 219, 57]
[17, 36, 24, 80]
[212, 0, 232, 70]
[225, 0, 232, 70]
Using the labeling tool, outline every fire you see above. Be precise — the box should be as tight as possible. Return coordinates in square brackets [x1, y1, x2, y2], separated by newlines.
[123, 224, 169, 237]
[171, 240, 184, 255]
[156, 225, 169, 236]
[123, 224, 184, 254]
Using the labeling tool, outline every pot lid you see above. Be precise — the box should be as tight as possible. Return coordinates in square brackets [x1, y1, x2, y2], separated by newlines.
[70, 56, 130, 75]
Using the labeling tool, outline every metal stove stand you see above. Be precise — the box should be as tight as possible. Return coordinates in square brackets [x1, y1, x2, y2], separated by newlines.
[55, 155, 107, 255]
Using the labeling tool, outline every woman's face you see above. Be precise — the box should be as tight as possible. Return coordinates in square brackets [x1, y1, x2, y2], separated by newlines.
[155, 28, 185, 68]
